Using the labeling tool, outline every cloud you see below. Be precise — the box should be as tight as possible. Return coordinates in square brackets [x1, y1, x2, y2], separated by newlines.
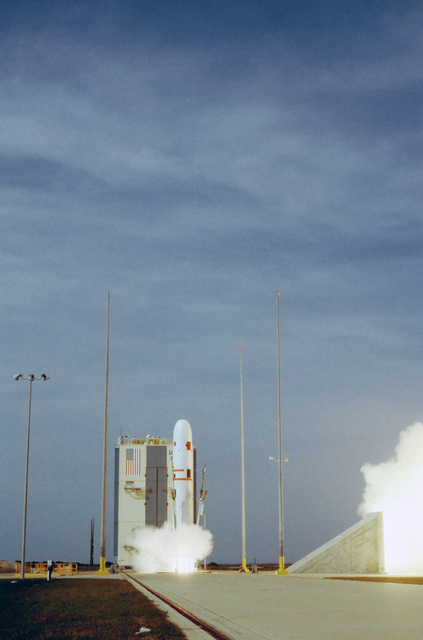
[1, 2, 423, 565]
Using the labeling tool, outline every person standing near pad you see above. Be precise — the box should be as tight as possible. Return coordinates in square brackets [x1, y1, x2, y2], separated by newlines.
[47, 560, 55, 582]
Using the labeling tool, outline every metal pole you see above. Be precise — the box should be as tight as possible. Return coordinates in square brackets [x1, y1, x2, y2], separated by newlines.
[203, 514, 207, 571]
[21, 378, 33, 580]
[90, 518, 95, 566]
[276, 290, 288, 574]
[239, 346, 249, 572]
[98, 292, 110, 575]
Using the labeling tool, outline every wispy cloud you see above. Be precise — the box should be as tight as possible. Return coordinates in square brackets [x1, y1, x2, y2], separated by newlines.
[1, 2, 423, 564]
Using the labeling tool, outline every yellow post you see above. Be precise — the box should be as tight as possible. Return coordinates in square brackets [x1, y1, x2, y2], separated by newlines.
[98, 556, 108, 575]
[240, 557, 250, 573]
[276, 556, 289, 575]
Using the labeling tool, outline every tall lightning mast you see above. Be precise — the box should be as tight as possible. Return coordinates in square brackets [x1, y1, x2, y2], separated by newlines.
[97, 292, 110, 575]
[276, 290, 288, 575]
[239, 345, 249, 573]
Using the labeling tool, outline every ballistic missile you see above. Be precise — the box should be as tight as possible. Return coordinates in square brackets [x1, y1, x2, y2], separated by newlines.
[172, 419, 194, 528]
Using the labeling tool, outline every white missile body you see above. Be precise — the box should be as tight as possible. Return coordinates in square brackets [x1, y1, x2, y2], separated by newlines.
[172, 419, 194, 529]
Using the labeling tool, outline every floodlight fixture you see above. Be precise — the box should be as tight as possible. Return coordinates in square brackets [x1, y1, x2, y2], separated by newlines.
[14, 374, 50, 382]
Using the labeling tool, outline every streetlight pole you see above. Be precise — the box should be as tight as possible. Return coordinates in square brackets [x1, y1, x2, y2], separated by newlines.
[14, 373, 50, 579]
[276, 290, 288, 575]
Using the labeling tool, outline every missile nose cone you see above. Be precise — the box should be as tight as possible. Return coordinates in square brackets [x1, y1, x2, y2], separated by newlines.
[173, 419, 192, 442]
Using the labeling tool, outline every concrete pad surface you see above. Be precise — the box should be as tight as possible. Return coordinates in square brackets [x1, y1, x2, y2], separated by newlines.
[133, 570, 423, 640]
[125, 572, 211, 640]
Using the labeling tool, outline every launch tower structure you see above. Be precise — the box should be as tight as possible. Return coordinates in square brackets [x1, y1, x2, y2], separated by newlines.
[114, 433, 196, 567]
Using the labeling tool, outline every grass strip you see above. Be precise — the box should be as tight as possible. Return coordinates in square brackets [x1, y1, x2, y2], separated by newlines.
[0, 577, 187, 640]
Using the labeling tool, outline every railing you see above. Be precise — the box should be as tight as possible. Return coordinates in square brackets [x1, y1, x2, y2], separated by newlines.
[15, 562, 78, 576]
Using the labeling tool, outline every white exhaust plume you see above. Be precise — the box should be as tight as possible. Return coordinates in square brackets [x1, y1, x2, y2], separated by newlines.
[128, 523, 213, 573]
[358, 422, 423, 574]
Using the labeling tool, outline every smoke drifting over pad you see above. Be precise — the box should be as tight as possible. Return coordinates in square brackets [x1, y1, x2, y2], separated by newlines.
[358, 422, 423, 574]
[128, 523, 213, 573]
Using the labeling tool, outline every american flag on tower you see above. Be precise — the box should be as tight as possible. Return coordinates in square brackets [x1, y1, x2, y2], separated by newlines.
[126, 448, 141, 475]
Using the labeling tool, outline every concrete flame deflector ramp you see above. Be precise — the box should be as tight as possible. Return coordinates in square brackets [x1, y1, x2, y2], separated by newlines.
[288, 511, 385, 574]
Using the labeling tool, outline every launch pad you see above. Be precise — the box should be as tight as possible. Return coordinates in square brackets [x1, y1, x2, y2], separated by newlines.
[127, 570, 423, 640]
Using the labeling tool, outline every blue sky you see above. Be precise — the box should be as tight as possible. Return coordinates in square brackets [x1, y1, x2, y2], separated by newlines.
[1, 0, 423, 565]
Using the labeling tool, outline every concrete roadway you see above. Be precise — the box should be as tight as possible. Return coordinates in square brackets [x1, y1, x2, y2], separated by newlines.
[130, 571, 423, 640]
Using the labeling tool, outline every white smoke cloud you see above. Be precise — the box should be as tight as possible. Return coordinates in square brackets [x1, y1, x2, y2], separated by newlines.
[358, 422, 423, 573]
[128, 523, 213, 573]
